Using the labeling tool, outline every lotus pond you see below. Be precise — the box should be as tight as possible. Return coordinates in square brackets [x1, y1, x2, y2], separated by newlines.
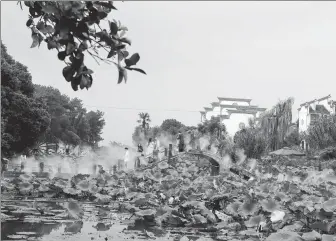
[2, 154, 336, 241]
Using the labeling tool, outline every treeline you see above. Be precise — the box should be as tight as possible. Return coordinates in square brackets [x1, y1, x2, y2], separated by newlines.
[1, 43, 105, 158]
[132, 100, 336, 160]
[132, 113, 194, 147]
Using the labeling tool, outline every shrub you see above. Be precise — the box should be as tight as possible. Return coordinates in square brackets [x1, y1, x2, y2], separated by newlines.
[306, 115, 336, 150]
[233, 128, 267, 159]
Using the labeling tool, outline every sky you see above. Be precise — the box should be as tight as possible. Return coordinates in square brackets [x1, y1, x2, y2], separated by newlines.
[1, 1, 336, 146]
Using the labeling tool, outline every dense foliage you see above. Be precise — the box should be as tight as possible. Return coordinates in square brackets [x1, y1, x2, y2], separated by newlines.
[132, 116, 193, 147]
[306, 114, 336, 150]
[1, 43, 50, 157]
[260, 98, 294, 151]
[18, 1, 146, 91]
[1, 43, 106, 158]
[234, 127, 267, 159]
[197, 116, 226, 142]
[160, 119, 186, 136]
[283, 125, 301, 148]
[34, 84, 106, 150]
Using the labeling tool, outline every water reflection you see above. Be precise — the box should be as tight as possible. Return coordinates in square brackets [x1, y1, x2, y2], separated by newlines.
[1, 200, 129, 241]
[1, 220, 62, 240]
[92, 222, 112, 231]
[64, 221, 84, 234]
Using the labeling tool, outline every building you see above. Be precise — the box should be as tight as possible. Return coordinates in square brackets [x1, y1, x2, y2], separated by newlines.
[200, 97, 267, 137]
[298, 94, 336, 150]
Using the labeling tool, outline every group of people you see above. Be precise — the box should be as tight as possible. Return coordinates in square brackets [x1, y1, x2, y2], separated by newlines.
[118, 132, 186, 171]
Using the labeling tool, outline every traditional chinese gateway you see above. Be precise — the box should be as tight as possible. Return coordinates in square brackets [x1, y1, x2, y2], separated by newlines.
[200, 97, 267, 137]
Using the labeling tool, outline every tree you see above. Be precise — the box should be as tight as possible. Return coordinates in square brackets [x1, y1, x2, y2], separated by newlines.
[132, 125, 161, 147]
[233, 128, 267, 159]
[34, 84, 81, 148]
[137, 112, 151, 133]
[1, 42, 50, 157]
[306, 114, 336, 150]
[34, 84, 105, 150]
[197, 116, 227, 142]
[86, 110, 106, 148]
[283, 126, 301, 147]
[18, 1, 146, 91]
[259, 98, 294, 151]
[160, 119, 185, 136]
[132, 125, 150, 147]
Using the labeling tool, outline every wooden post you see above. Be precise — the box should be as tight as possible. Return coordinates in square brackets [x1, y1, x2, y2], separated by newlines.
[164, 148, 168, 157]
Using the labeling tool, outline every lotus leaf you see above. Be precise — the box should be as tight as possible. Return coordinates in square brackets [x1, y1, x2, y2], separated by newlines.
[19, 173, 34, 182]
[322, 198, 336, 212]
[158, 161, 169, 170]
[65, 201, 83, 220]
[19, 182, 33, 191]
[135, 209, 156, 217]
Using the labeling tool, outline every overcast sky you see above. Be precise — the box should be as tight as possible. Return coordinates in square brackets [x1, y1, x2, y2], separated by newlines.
[2, 1, 336, 146]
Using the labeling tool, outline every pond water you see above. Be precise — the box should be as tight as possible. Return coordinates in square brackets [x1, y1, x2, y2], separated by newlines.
[1, 198, 132, 241]
[1, 198, 219, 241]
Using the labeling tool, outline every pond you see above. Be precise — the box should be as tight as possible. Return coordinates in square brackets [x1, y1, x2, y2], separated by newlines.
[1, 197, 220, 241]
[1, 197, 133, 241]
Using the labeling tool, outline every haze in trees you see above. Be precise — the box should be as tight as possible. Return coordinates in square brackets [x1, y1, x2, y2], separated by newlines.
[18, 1, 146, 91]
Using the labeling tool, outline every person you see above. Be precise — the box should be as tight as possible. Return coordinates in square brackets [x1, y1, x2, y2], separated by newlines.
[135, 144, 143, 168]
[177, 131, 185, 152]
[117, 159, 124, 170]
[1, 158, 9, 176]
[137, 144, 143, 153]
[153, 138, 160, 160]
[124, 147, 129, 169]
[146, 138, 154, 163]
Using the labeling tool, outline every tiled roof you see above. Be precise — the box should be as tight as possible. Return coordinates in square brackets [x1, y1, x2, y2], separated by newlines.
[317, 95, 331, 102]
[227, 109, 258, 115]
[211, 102, 220, 107]
[300, 95, 331, 107]
[217, 97, 252, 102]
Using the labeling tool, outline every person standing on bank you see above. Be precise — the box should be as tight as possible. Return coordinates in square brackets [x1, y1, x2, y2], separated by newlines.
[146, 138, 155, 163]
[177, 131, 185, 152]
[135, 144, 143, 168]
[124, 147, 130, 169]
[153, 137, 160, 160]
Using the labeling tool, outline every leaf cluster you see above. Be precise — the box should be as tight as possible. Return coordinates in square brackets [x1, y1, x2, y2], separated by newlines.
[20, 1, 146, 91]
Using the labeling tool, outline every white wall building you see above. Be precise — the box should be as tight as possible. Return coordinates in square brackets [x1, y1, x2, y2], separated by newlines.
[200, 97, 267, 137]
[298, 94, 336, 150]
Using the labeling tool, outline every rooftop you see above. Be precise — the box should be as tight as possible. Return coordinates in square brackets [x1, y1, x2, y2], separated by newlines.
[300, 94, 331, 107]
[217, 97, 252, 102]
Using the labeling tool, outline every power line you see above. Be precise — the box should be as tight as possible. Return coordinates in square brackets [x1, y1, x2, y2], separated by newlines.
[83, 105, 201, 113]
